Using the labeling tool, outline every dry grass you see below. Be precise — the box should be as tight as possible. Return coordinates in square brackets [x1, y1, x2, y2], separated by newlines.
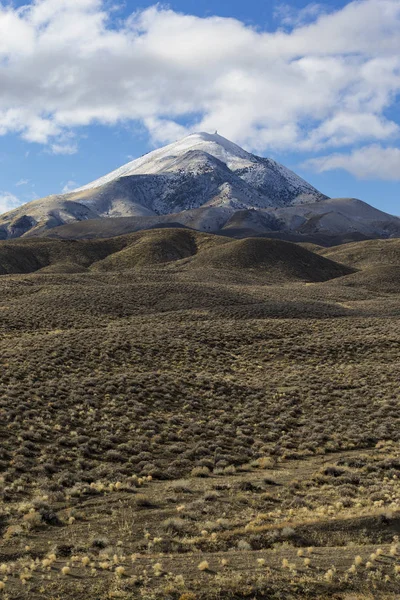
[0, 229, 399, 598]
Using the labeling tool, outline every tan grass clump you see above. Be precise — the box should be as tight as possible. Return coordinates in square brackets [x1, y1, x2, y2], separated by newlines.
[324, 569, 334, 582]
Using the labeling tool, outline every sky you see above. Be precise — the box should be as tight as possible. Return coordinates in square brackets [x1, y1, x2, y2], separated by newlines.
[0, 0, 399, 215]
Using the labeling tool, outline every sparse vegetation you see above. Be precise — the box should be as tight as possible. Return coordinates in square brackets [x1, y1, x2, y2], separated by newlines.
[0, 229, 399, 598]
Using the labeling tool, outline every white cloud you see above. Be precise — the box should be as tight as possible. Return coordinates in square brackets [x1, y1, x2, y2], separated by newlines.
[0, 0, 400, 154]
[144, 118, 190, 146]
[303, 144, 400, 180]
[302, 112, 399, 151]
[51, 142, 78, 155]
[274, 3, 328, 27]
[61, 180, 79, 193]
[0, 192, 23, 214]
[16, 179, 29, 186]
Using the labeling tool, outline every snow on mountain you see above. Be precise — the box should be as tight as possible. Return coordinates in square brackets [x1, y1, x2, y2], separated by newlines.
[67, 132, 327, 217]
[272, 198, 400, 235]
[75, 133, 257, 190]
[72, 132, 325, 206]
[0, 132, 398, 240]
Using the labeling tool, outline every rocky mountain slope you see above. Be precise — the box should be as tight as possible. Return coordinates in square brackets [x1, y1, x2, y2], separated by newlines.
[0, 132, 399, 240]
[39, 198, 400, 243]
[0, 132, 326, 238]
[73, 132, 326, 210]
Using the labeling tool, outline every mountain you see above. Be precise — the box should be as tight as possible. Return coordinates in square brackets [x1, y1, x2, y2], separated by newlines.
[0, 131, 399, 240]
[37, 197, 400, 244]
[73, 131, 327, 209]
[271, 198, 400, 238]
[0, 132, 326, 239]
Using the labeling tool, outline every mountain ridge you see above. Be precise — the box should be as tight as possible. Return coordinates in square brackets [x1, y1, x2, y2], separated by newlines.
[0, 132, 399, 240]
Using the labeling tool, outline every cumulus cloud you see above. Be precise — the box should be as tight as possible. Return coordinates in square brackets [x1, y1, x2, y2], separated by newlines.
[0, 0, 400, 155]
[0, 192, 23, 214]
[303, 145, 400, 180]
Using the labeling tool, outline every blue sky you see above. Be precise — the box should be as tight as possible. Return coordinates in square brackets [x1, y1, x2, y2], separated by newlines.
[0, 0, 399, 215]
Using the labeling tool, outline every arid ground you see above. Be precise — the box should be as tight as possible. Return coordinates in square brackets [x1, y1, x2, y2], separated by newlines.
[0, 229, 399, 599]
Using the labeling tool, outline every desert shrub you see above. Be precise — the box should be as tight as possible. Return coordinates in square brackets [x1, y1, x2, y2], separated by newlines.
[162, 518, 191, 535]
[191, 466, 210, 478]
[135, 494, 155, 508]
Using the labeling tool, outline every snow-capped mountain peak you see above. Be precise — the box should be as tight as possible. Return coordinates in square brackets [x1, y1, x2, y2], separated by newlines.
[68, 131, 327, 215]
[75, 132, 255, 192]
[0, 131, 341, 238]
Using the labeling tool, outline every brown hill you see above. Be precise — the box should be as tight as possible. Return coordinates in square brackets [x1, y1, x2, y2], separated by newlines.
[91, 229, 223, 271]
[0, 228, 353, 282]
[319, 238, 400, 269]
[0, 237, 123, 275]
[186, 237, 354, 282]
[331, 265, 400, 294]
[0, 229, 212, 275]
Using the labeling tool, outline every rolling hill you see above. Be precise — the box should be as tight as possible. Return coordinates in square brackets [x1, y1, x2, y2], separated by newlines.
[0, 228, 354, 283]
[319, 238, 400, 269]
